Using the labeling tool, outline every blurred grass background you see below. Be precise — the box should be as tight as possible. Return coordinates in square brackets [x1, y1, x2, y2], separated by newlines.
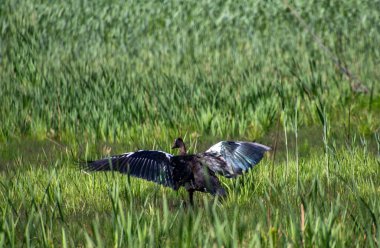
[0, 0, 379, 246]
[1, 0, 379, 143]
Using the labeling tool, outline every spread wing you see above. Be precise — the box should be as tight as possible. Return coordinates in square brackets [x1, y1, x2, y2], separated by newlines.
[199, 141, 271, 178]
[82, 150, 175, 188]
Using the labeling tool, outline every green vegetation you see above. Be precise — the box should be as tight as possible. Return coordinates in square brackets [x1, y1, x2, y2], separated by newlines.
[0, 0, 379, 246]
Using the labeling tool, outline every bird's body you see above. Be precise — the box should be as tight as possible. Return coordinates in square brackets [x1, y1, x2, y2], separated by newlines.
[171, 154, 227, 203]
[83, 138, 270, 205]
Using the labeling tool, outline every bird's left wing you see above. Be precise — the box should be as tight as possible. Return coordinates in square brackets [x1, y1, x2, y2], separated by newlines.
[82, 150, 175, 188]
[199, 141, 271, 178]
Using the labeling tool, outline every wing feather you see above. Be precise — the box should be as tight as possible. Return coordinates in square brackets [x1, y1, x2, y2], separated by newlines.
[139, 158, 148, 179]
[200, 141, 271, 178]
[82, 150, 175, 188]
[148, 159, 156, 182]
[148, 159, 155, 181]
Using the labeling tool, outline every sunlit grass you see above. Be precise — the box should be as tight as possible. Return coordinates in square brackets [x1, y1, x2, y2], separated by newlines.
[0, 143, 379, 247]
[0, 0, 380, 246]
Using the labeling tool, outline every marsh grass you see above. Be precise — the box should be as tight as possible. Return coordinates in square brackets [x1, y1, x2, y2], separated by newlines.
[0, 139, 379, 247]
[1, 0, 380, 246]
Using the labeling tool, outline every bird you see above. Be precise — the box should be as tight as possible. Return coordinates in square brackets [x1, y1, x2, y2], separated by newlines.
[82, 138, 271, 205]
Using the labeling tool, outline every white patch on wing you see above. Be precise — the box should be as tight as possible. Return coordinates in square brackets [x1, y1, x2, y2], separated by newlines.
[164, 152, 173, 160]
[122, 150, 173, 160]
[143, 150, 173, 158]
[251, 142, 271, 151]
[206, 142, 223, 154]
[121, 152, 134, 158]
[235, 142, 271, 151]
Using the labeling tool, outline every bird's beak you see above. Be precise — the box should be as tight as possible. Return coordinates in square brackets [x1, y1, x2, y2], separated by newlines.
[171, 145, 176, 149]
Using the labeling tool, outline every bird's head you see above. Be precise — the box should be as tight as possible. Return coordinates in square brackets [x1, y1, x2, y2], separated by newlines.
[172, 137, 184, 149]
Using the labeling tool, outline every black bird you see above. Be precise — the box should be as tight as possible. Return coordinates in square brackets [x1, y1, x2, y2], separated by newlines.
[83, 138, 271, 205]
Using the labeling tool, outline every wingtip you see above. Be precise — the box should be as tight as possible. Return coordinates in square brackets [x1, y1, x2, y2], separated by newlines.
[252, 142, 272, 151]
[77, 159, 92, 171]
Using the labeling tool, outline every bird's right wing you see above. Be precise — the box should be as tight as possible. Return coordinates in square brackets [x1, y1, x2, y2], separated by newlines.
[82, 150, 175, 188]
[199, 141, 271, 178]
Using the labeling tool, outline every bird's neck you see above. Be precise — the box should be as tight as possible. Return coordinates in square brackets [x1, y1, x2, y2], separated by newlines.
[179, 144, 187, 155]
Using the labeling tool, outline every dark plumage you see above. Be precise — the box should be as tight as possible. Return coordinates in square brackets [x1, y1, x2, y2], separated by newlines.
[82, 137, 271, 205]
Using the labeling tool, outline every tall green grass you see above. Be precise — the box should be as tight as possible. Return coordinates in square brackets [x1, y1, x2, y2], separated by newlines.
[0, 0, 379, 246]
[0, 142, 379, 247]
[0, 0, 379, 142]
